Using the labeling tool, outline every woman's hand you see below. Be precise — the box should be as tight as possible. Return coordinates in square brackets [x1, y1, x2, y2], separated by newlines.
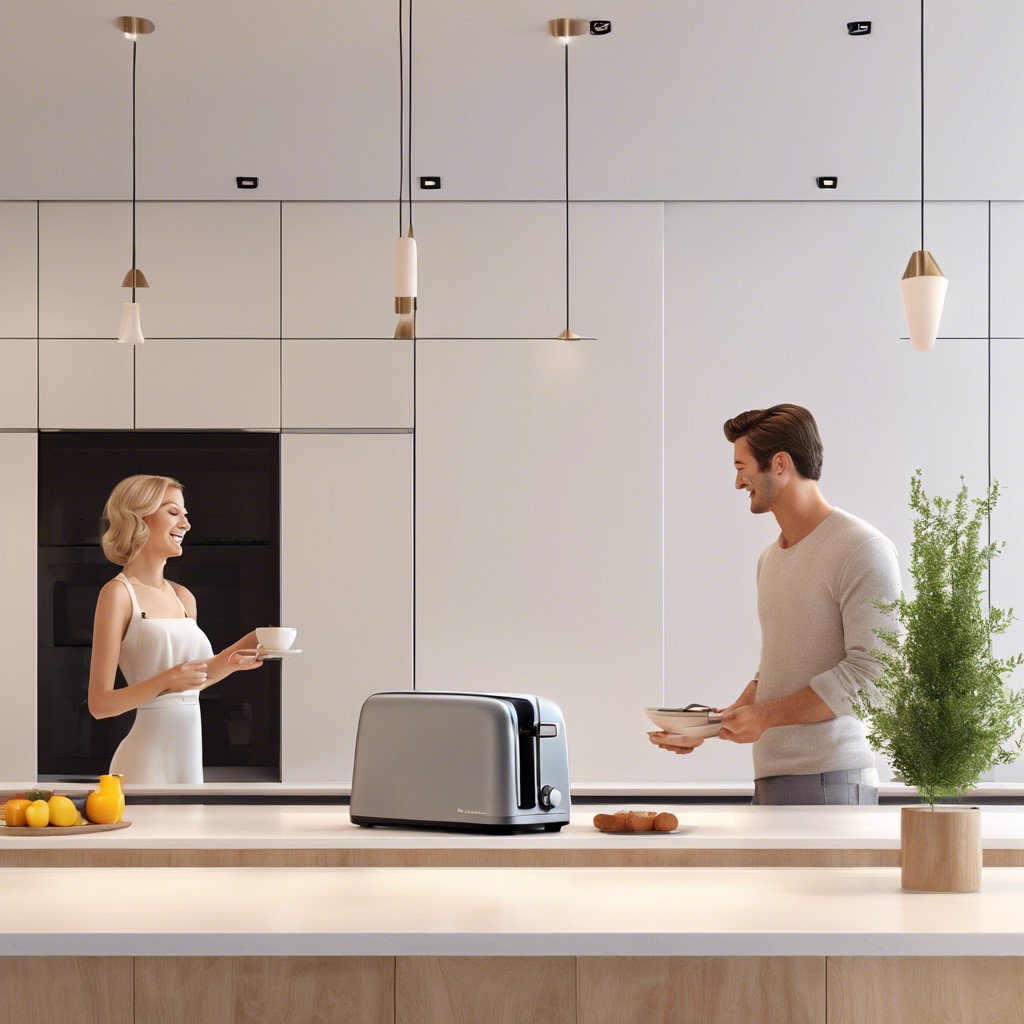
[226, 649, 264, 671]
[648, 730, 705, 755]
[160, 660, 209, 693]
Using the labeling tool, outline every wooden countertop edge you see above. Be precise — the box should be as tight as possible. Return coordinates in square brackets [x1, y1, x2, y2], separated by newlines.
[9, 847, 1023, 868]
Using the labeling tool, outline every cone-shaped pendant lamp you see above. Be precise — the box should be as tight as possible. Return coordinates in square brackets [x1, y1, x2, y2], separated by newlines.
[900, 0, 946, 352]
[549, 19, 588, 341]
[115, 17, 153, 345]
[393, 0, 417, 340]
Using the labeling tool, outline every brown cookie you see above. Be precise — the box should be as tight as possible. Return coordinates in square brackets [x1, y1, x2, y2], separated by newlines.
[653, 812, 679, 831]
[625, 810, 656, 831]
[593, 811, 628, 831]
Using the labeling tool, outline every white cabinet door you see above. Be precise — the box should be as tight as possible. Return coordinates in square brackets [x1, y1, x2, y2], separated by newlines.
[281, 434, 413, 784]
[0, 203, 37, 338]
[991, 203, 1024, 338]
[39, 339, 134, 430]
[416, 203, 663, 789]
[665, 201, 989, 784]
[0, 340, 37, 429]
[136, 338, 280, 430]
[282, 340, 413, 429]
[0, 434, 36, 783]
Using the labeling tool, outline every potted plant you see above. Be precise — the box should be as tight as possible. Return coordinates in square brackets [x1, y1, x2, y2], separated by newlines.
[854, 471, 1024, 892]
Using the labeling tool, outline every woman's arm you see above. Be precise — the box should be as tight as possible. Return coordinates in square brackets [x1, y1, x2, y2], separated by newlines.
[88, 581, 209, 719]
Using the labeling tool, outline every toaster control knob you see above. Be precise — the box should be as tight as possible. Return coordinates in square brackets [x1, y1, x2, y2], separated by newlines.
[540, 785, 562, 809]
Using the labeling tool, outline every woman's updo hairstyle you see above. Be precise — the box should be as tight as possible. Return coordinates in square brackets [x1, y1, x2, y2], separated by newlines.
[101, 475, 184, 566]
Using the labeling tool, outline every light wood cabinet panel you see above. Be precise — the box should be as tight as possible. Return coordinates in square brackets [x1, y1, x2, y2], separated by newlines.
[396, 957, 575, 1024]
[0, 338, 37, 428]
[0, 203, 37, 337]
[0, 958, 132, 1024]
[828, 957, 1024, 1024]
[135, 338, 280, 429]
[135, 957, 393, 1024]
[282, 339, 413, 429]
[0, 434, 36, 783]
[578, 956, 824, 1024]
[281, 434, 412, 783]
[39, 339, 134, 429]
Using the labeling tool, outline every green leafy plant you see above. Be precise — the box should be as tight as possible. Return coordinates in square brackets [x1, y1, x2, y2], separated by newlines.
[854, 471, 1024, 806]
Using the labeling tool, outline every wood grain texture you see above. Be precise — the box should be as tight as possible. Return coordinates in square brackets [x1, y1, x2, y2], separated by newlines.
[901, 806, 982, 892]
[135, 956, 393, 1024]
[396, 957, 575, 1024]
[577, 956, 825, 1024]
[0, 957, 132, 1024]
[0, 847, 920, 869]
[828, 957, 1024, 1024]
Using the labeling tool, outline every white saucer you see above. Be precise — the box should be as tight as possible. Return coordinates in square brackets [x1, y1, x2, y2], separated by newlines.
[258, 648, 303, 660]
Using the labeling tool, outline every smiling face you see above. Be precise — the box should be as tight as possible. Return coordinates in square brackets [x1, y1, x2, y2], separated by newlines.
[142, 486, 190, 558]
[733, 436, 779, 515]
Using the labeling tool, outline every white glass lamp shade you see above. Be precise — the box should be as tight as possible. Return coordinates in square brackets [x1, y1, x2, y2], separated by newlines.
[117, 301, 146, 345]
[900, 250, 947, 352]
[393, 234, 417, 300]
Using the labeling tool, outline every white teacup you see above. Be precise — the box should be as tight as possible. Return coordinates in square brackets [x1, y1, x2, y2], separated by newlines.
[256, 626, 297, 651]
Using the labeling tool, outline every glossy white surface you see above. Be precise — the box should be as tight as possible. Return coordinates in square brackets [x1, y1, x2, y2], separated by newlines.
[3, 865, 1024, 956]
[5, 803, 1024, 851]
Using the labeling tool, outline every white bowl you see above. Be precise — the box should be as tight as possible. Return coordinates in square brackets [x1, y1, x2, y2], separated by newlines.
[256, 626, 297, 651]
[644, 707, 722, 736]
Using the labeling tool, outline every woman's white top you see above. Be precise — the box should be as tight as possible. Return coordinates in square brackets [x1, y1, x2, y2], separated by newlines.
[108, 573, 214, 784]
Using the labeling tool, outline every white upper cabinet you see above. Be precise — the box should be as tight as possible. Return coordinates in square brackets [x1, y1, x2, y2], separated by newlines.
[415, 204, 663, 787]
[991, 203, 1024, 338]
[413, 203, 563, 338]
[0, 204, 36, 337]
[929, 1, 1024, 200]
[282, 203, 395, 338]
[281, 433, 413, 785]
[0, 340, 37, 429]
[572, 0, 918, 200]
[40, 203, 132, 339]
[136, 339, 280, 430]
[134, 203, 279, 338]
[39, 339, 133, 429]
[282, 340, 413, 430]
[664, 201, 988, 781]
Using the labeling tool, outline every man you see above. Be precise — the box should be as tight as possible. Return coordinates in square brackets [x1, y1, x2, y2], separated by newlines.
[651, 404, 900, 805]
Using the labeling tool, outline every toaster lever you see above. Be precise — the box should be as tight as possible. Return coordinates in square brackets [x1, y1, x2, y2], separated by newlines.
[534, 723, 559, 738]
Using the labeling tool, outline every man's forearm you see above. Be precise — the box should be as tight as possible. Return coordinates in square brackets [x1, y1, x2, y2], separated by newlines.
[760, 686, 836, 728]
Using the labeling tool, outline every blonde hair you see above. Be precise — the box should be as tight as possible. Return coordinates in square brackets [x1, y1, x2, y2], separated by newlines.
[101, 475, 185, 566]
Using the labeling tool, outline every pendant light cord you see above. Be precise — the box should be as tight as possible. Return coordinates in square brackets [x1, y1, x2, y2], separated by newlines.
[398, 0, 404, 236]
[564, 42, 570, 332]
[131, 39, 138, 302]
[408, 0, 414, 236]
[920, 0, 925, 251]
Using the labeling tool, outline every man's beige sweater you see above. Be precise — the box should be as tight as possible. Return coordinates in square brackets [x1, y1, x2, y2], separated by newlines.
[753, 508, 901, 779]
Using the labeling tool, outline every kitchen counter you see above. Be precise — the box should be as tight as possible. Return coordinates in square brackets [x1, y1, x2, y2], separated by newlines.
[5, 803, 1024, 867]
[4, 864, 1024, 957]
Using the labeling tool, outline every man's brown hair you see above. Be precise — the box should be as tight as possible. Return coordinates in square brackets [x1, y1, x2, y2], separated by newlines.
[723, 404, 824, 481]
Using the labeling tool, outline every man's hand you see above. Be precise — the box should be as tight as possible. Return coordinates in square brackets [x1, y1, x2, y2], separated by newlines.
[717, 704, 770, 744]
[648, 731, 705, 755]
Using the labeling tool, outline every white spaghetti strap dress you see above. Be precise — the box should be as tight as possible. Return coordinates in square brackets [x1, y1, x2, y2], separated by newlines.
[108, 573, 214, 784]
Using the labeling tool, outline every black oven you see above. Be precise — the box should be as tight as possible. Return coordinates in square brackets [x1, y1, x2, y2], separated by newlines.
[38, 431, 281, 781]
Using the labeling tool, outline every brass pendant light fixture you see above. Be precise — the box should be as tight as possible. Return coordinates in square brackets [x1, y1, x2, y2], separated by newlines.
[393, 0, 417, 340]
[115, 16, 154, 346]
[549, 18, 588, 341]
[900, 0, 947, 352]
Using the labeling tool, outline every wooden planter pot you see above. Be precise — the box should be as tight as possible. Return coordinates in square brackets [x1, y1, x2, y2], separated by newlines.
[900, 805, 981, 893]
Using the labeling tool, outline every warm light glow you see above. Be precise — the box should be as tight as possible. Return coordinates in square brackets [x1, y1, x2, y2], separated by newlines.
[123, 31, 137, 40]
[117, 302, 145, 345]
[393, 234, 418, 300]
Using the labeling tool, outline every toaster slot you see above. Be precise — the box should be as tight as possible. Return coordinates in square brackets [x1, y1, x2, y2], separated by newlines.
[503, 696, 539, 810]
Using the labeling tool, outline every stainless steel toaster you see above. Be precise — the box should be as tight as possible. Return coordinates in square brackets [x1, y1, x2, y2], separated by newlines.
[349, 690, 571, 833]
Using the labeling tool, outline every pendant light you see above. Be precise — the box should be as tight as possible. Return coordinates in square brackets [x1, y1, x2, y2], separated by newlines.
[549, 19, 588, 341]
[115, 16, 153, 346]
[394, 0, 417, 341]
[900, 0, 947, 352]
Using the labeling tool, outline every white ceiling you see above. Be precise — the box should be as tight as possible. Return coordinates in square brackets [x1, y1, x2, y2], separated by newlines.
[2, 0, 1022, 201]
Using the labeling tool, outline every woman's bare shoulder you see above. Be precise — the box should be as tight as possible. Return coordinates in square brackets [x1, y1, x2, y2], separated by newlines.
[168, 580, 198, 616]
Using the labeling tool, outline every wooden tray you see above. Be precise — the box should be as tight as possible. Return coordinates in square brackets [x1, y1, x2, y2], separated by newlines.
[0, 820, 131, 836]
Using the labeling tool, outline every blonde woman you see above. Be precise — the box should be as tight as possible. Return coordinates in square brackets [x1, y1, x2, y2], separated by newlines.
[88, 474, 265, 784]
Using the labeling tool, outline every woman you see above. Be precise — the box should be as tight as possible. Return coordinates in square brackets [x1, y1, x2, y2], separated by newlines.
[88, 474, 264, 784]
